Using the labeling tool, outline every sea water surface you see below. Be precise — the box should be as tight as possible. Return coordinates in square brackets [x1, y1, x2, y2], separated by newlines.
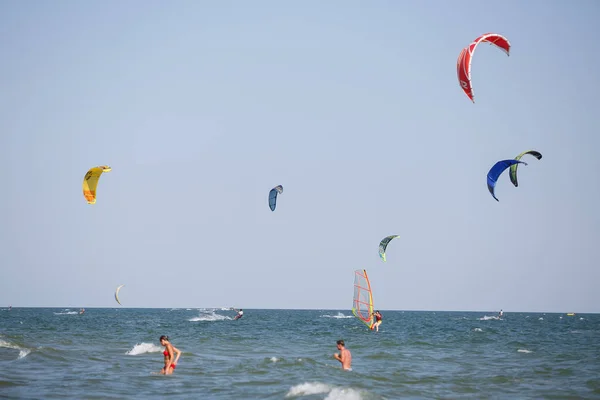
[1, 308, 599, 399]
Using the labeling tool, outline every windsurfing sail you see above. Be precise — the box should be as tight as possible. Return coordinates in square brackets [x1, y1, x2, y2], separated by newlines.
[83, 165, 112, 204]
[269, 185, 283, 211]
[379, 235, 399, 262]
[352, 269, 374, 329]
[115, 284, 125, 305]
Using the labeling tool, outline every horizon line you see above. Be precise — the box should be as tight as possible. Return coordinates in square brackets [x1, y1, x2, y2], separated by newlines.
[2, 306, 593, 314]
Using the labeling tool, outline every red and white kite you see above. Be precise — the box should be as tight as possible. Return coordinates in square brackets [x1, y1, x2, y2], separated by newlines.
[457, 33, 511, 103]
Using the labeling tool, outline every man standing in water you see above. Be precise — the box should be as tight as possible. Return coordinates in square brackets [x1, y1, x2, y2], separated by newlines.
[333, 340, 352, 371]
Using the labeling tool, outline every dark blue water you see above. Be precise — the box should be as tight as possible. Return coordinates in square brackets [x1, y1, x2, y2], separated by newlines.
[1, 308, 599, 399]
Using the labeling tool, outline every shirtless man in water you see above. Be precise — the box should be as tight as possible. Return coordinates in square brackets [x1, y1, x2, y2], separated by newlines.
[333, 340, 352, 370]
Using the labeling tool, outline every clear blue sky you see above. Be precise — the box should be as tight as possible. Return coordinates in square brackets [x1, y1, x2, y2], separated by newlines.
[1, 1, 598, 312]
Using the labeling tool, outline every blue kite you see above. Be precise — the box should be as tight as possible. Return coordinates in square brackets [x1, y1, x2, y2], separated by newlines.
[269, 185, 283, 211]
[487, 160, 526, 201]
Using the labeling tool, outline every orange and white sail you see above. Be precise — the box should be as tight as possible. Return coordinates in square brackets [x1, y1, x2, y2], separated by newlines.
[351, 269, 374, 329]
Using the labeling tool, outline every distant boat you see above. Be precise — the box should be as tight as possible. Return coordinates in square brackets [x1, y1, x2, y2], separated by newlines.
[566, 313, 575, 316]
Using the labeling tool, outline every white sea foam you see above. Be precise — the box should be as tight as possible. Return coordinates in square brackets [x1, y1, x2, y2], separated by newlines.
[189, 310, 232, 322]
[0, 338, 30, 359]
[473, 328, 483, 332]
[478, 315, 501, 321]
[321, 313, 353, 319]
[54, 310, 78, 315]
[126, 342, 163, 355]
[286, 382, 331, 397]
[325, 387, 363, 400]
[285, 382, 363, 399]
[270, 357, 279, 362]
[518, 349, 532, 353]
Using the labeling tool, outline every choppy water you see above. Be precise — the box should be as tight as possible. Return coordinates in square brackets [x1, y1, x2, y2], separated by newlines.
[1, 308, 599, 399]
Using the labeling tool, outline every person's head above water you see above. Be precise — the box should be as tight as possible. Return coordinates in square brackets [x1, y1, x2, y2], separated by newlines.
[159, 335, 170, 343]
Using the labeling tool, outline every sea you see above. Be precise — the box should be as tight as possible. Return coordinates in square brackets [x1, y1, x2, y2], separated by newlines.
[1, 308, 599, 399]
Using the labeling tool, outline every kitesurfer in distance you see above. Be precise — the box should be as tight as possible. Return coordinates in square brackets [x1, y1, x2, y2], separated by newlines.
[498, 309, 504, 318]
[159, 335, 181, 375]
[333, 340, 352, 371]
[233, 308, 244, 320]
[371, 310, 382, 332]
[79, 308, 85, 315]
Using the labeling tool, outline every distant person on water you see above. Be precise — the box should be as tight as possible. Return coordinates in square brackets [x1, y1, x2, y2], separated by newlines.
[159, 335, 181, 375]
[334, 340, 352, 370]
[371, 310, 382, 332]
[498, 309, 504, 318]
[233, 308, 244, 320]
[79, 308, 85, 315]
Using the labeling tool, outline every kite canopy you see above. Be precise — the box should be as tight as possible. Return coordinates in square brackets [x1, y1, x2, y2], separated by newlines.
[510, 150, 542, 187]
[83, 166, 112, 204]
[268, 185, 283, 211]
[487, 159, 526, 201]
[378, 235, 399, 262]
[457, 33, 511, 102]
[115, 284, 125, 305]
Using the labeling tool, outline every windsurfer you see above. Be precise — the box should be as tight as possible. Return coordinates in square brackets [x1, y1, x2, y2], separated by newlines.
[333, 340, 352, 371]
[371, 310, 382, 332]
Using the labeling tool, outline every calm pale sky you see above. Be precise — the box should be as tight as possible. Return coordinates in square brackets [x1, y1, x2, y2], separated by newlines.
[1, 1, 598, 312]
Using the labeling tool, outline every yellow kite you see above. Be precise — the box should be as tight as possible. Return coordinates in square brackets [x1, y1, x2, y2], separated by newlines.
[83, 166, 111, 204]
[115, 284, 125, 305]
